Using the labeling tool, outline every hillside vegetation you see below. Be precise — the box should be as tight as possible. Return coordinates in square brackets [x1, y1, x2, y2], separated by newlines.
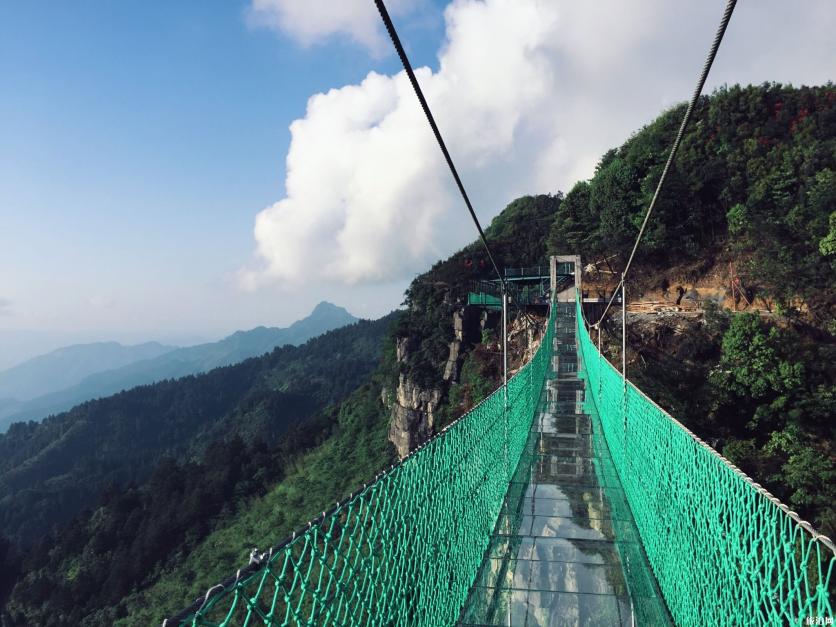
[0, 301, 356, 430]
[1, 83, 833, 625]
[4, 379, 395, 626]
[0, 315, 391, 548]
[1, 314, 398, 626]
[548, 83, 836, 536]
[549, 84, 835, 320]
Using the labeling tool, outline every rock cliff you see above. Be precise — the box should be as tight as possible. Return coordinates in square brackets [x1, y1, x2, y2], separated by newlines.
[385, 304, 543, 459]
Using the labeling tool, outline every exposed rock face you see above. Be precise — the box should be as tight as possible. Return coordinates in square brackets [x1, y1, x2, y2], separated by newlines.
[453, 310, 465, 341]
[518, 319, 540, 367]
[384, 305, 542, 459]
[386, 373, 442, 458]
[507, 315, 543, 374]
[442, 341, 460, 381]
[385, 308, 472, 459]
[395, 337, 409, 363]
[627, 312, 704, 356]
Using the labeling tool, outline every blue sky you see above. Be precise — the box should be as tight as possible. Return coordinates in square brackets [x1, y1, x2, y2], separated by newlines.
[0, 1, 444, 357]
[0, 0, 833, 367]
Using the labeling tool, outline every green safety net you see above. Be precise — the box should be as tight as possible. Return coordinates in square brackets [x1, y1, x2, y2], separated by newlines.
[575, 292, 835, 626]
[165, 306, 556, 626]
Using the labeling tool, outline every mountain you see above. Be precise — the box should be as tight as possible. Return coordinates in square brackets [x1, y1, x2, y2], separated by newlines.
[0, 188, 560, 625]
[0, 341, 175, 402]
[0, 302, 357, 432]
[133, 301, 358, 374]
[545, 82, 836, 538]
[0, 313, 392, 550]
[2, 83, 834, 626]
[120, 83, 834, 625]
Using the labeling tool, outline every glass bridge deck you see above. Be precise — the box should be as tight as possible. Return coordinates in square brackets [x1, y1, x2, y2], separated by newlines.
[458, 303, 671, 626]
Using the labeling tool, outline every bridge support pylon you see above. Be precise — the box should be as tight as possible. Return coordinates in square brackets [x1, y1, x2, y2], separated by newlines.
[550, 255, 581, 302]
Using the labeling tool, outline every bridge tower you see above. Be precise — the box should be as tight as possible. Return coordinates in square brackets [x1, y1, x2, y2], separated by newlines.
[549, 255, 581, 302]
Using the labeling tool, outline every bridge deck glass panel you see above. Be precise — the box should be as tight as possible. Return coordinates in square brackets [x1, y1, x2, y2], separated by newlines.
[459, 304, 671, 626]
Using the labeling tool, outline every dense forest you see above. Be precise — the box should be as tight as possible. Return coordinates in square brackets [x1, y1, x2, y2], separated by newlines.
[547, 83, 835, 537]
[0, 315, 398, 624]
[1, 83, 833, 625]
[0, 315, 392, 548]
[0, 301, 357, 430]
[548, 83, 835, 322]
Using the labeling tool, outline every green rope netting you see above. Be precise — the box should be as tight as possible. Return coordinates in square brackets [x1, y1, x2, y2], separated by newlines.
[575, 293, 835, 626]
[166, 307, 555, 627]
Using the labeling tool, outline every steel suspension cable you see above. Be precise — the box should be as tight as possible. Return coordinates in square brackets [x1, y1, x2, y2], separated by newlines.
[592, 0, 737, 327]
[373, 0, 506, 291]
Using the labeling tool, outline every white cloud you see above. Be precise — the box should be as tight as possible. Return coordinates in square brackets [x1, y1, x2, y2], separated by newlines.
[243, 0, 836, 289]
[0, 298, 12, 316]
[88, 295, 116, 310]
[248, 0, 421, 55]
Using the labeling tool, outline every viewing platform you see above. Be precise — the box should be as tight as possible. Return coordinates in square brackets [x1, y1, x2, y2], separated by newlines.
[466, 263, 573, 310]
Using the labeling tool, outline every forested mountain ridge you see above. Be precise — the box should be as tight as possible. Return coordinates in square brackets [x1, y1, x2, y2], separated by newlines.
[0, 341, 175, 402]
[1, 315, 402, 627]
[547, 83, 835, 536]
[1, 82, 833, 625]
[0, 192, 561, 626]
[0, 313, 389, 549]
[86, 204, 562, 626]
[0, 341, 177, 433]
[0, 302, 357, 431]
[548, 83, 835, 323]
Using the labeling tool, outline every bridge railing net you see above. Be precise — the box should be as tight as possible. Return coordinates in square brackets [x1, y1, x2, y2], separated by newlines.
[167, 306, 555, 627]
[575, 293, 835, 626]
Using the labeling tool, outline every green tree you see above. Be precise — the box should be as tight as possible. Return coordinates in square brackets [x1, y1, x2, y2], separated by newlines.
[764, 427, 836, 537]
[589, 156, 639, 254]
[547, 181, 593, 254]
[712, 313, 803, 401]
[819, 211, 836, 256]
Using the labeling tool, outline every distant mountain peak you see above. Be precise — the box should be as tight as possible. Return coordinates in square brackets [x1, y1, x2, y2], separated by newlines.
[0, 303, 359, 433]
[311, 300, 348, 313]
[310, 301, 352, 316]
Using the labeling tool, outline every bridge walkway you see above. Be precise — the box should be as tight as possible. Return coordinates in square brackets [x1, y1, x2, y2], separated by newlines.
[458, 302, 670, 626]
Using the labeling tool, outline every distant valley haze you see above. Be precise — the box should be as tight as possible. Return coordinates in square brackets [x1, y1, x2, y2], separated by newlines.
[0, 301, 357, 433]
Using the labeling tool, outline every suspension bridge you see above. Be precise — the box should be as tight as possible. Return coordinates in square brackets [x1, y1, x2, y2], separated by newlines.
[164, 260, 834, 626]
[161, 0, 834, 622]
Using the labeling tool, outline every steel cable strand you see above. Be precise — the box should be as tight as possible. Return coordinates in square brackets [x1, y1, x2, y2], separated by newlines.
[373, 0, 505, 289]
[592, 0, 737, 327]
